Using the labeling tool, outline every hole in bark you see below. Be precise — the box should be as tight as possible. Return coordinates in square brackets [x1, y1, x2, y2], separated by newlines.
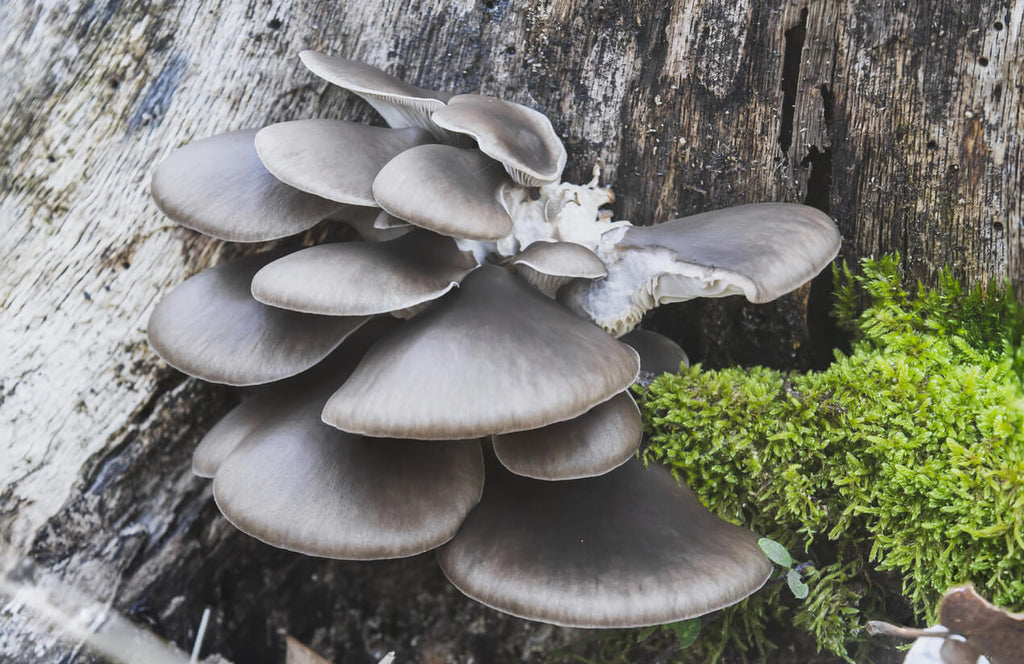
[778, 8, 808, 155]
[505, 45, 516, 55]
[267, 18, 282, 29]
[993, 222, 1003, 232]
[47, 155, 56, 163]
[926, 140, 937, 150]
[819, 84, 834, 132]
[805, 267, 850, 370]
[994, 21, 1003, 30]
[801, 146, 832, 213]
[994, 83, 1002, 102]
[109, 78, 120, 90]
[979, 56, 989, 66]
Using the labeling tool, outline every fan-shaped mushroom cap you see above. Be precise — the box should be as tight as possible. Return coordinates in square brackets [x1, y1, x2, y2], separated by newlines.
[323, 265, 640, 440]
[193, 396, 274, 479]
[437, 458, 773, 628]
[299, 50, 452, 138]
[431, 94, 567, 186]
[619, 203, 841, 304]
[255, 120, 433, 206]
[213, 393, 484, 560]
[372, 145, 514, 241]
[563, 203, 841, 336]
[492, 391, 641, 480]
[251, 230, 477, 316]
[192, 317, 401, 478]
[148, 252, 368, 386]
[151, 129, 341, 242]
[619, 328, 689, 378]
[512, 241, 606, 297]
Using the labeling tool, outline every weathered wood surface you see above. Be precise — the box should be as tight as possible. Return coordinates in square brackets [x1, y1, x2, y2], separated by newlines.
[1, 0, 1019, 662]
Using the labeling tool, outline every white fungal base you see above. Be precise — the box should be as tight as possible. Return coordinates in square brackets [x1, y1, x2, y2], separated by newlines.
[458, 166, 751, 337]
[499, 168, 627, 256]
[563, 239, 751, 337]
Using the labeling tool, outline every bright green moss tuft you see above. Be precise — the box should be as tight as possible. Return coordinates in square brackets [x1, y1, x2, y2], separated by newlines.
[636, 256, 1024, 661]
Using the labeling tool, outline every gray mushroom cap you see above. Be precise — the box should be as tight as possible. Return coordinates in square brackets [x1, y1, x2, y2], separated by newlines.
[372, 145, 514, 241]
[151, 129, 341, 242]
[193, 395, 275, 479]
[619, 203, 841, 304]
[512, 241, 607, 297]
[299, 50, 452, 138]
[251, 230, 477, 316]
[492, 391, 641, 481]
[619, 328, 690, 378]
[431, 94, 568, 186]
[213, 391, 484, 560]
[255, 120, 433, 207]
[437, 458, 774, 628]
[322, 264, 640, 440]
[147, 252, 368, 386]
[192, 317, 401, 478]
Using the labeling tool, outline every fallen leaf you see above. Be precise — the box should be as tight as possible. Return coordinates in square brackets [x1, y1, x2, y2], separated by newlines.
[285, 636, 331, 664]
[938, 585, 1024, 664]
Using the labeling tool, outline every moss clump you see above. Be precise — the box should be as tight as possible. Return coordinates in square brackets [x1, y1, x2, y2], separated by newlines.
[637, 256, 1024, 661]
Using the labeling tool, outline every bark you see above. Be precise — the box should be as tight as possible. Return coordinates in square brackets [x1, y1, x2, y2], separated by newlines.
[1, 0, 1019, 662]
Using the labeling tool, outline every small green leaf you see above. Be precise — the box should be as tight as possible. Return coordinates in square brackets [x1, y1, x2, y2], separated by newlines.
[635, 625, 657, 643]
[787, 568, 810, 599]
[758, 537, 793, 567]
[666, 618, 700, 649]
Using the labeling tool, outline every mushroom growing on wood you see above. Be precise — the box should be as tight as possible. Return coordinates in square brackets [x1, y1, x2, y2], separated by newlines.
[146, 49, 841, 631]
[437, 457, 773, 627]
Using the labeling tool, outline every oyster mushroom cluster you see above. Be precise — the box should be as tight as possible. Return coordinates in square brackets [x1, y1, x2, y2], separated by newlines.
[148, 50, 841, 628]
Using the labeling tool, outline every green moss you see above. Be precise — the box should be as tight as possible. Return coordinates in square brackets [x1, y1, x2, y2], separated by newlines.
[634, 256, 1024, 661]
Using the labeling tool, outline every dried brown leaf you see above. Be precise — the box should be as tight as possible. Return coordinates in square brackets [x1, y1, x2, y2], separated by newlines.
[285, 636, 332, 664]
[938, 585, 1024, 664]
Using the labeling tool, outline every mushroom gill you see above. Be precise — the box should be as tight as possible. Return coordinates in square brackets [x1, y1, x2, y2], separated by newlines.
[147, 49, 842, 632]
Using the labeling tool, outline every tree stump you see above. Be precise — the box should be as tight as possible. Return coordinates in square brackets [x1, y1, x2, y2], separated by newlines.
[2, 0, 1019, 662]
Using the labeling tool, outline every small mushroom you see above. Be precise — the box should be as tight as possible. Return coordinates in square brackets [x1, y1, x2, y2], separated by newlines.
[432, 94, 568, 186]
[492, 391, 641, 480]
[511, 241, 607, 297]
[151, 129, 342, 242]
[250, 229, 477, 316]
[147, 252, 368, 386]
[213, 388, 484, 560]
[322, 264, 639, 440]
[619, 328, 689, 380]
[299, 50, 453, 139]
[192, 317, 401, 477]
[192, 394, 279, 479]
[372, 145, 514, 241]
[437, 457, 774, 628]
[255, 120, 433, 206]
